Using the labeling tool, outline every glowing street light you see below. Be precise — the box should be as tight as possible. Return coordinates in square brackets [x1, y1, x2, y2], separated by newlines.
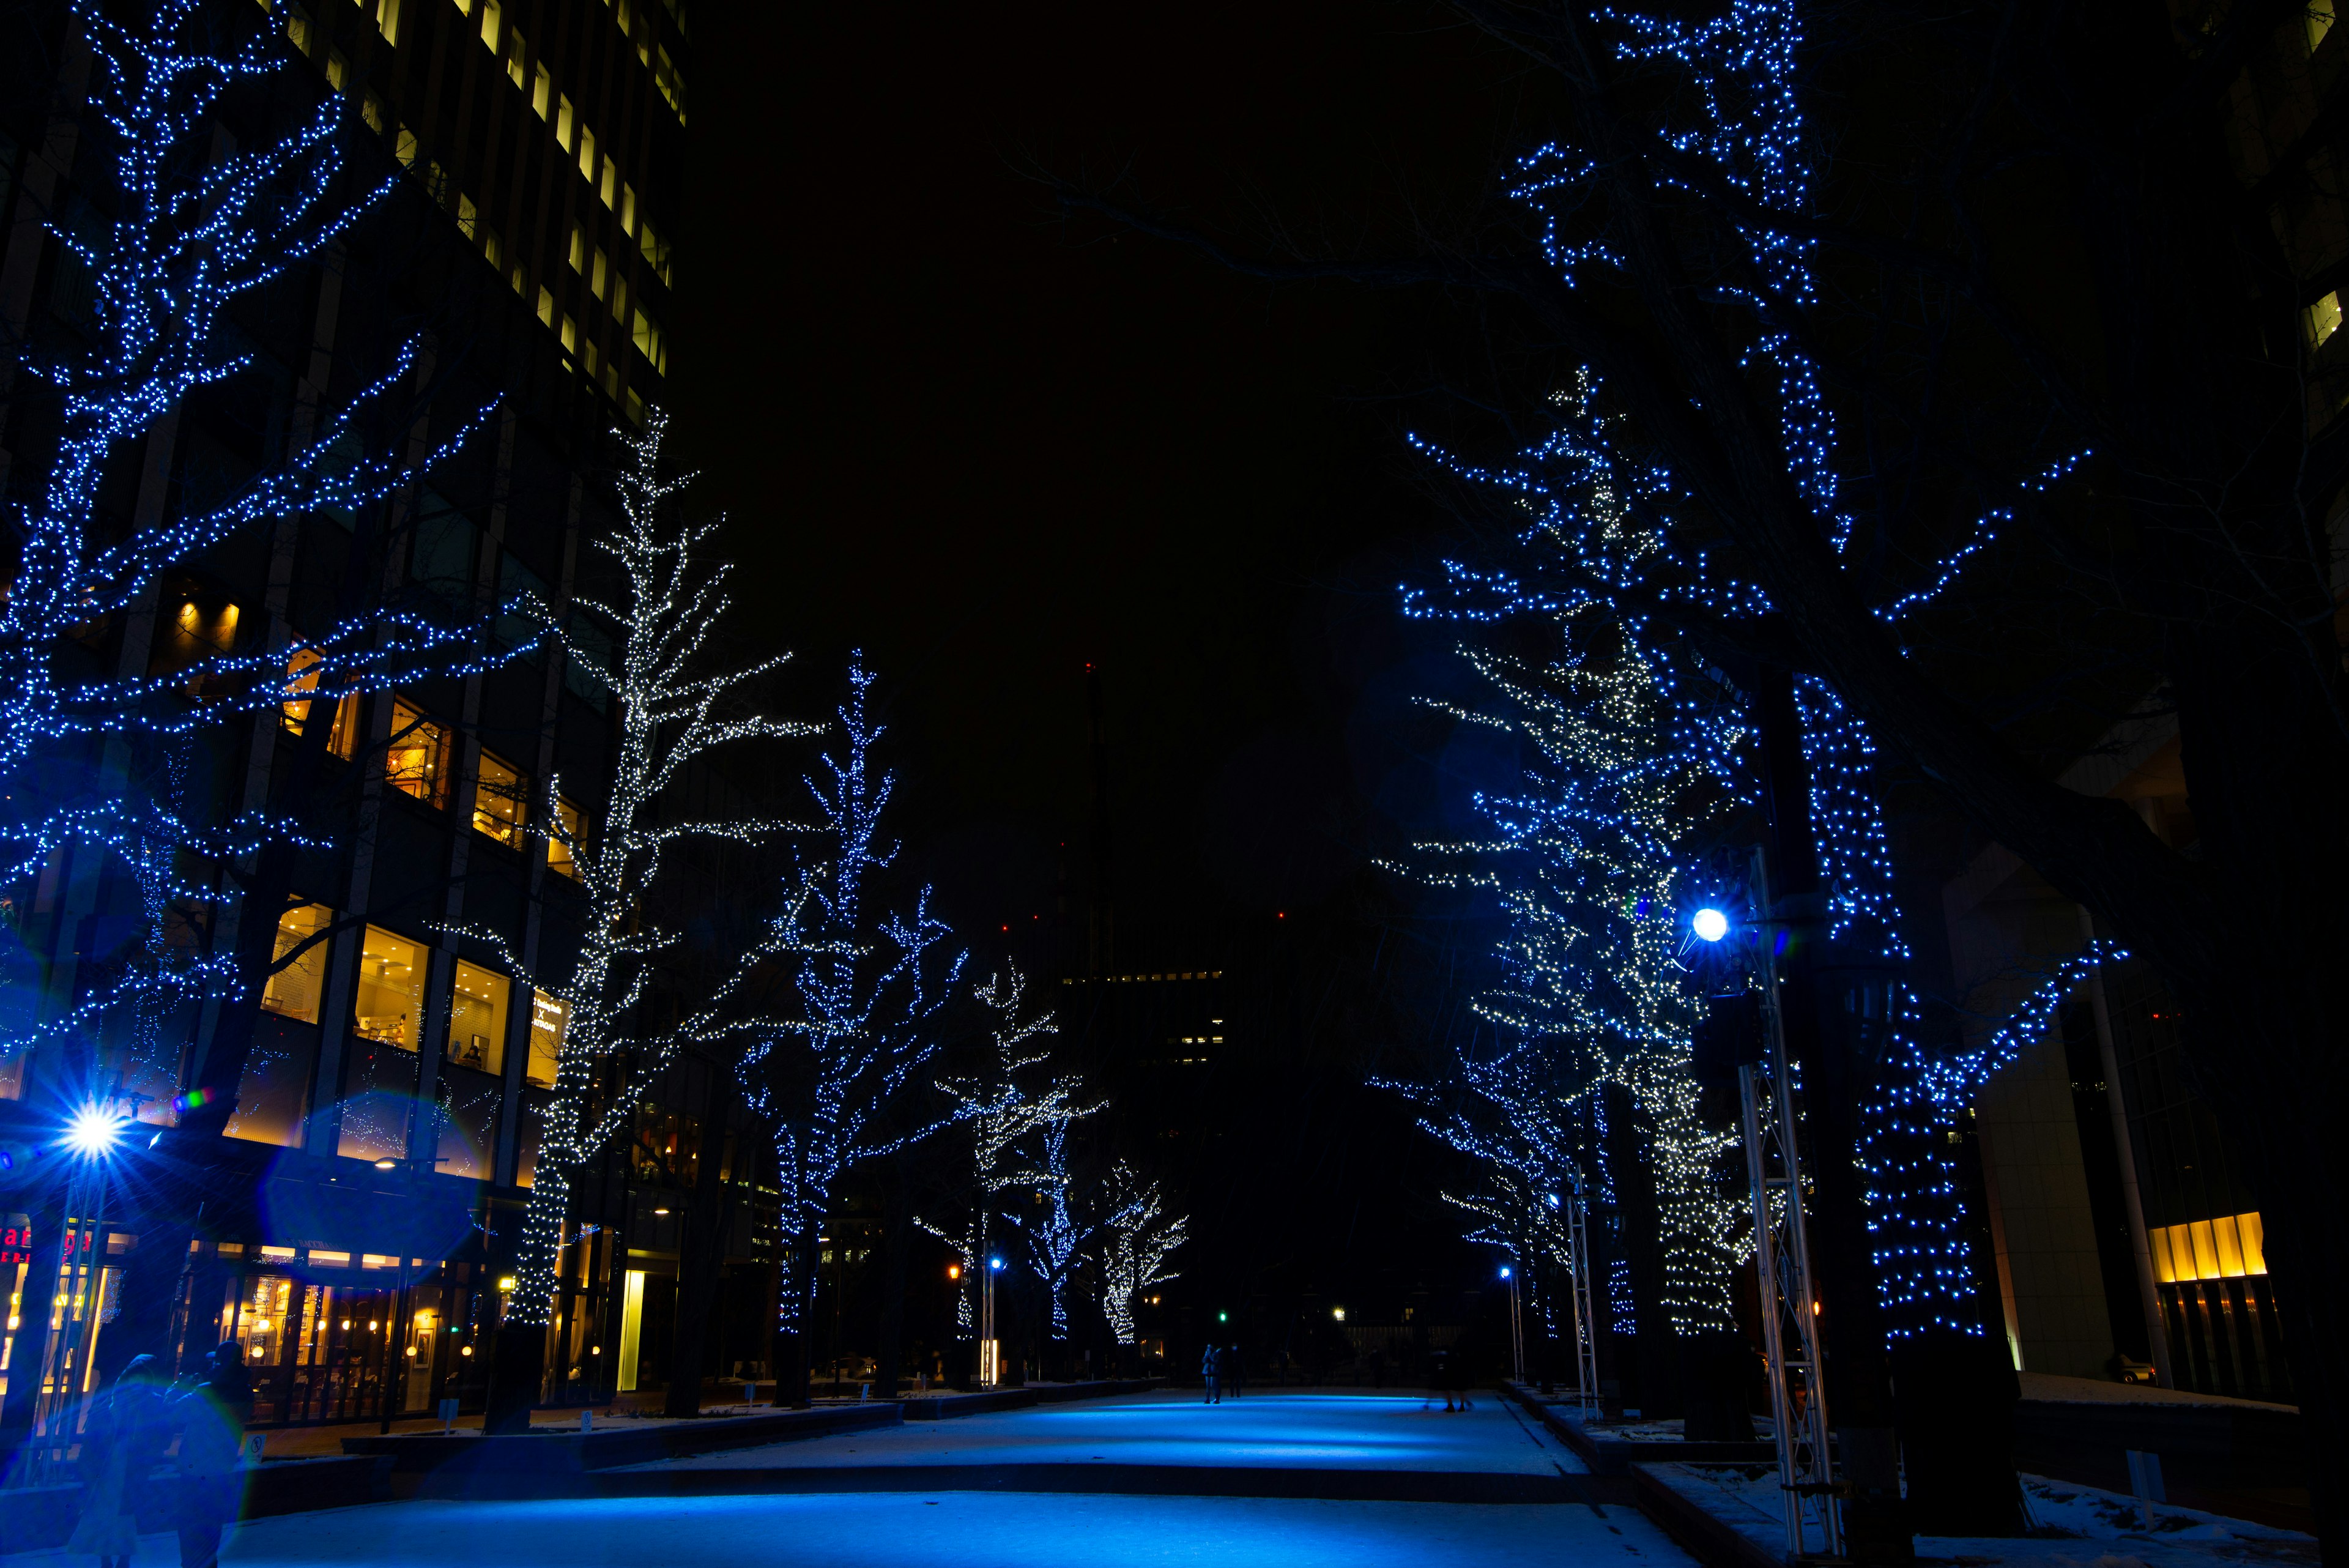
[1692, 907, 1731, 943]
[62, 1104, 128, 1159]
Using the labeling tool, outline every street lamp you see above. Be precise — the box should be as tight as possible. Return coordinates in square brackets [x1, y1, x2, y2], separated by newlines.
[980, 1256, 1005, 1388]
[30, 1099, 135, 1481]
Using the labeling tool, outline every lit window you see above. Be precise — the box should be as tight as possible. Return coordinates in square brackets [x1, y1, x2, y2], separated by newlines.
[447, 960, 510, 1074]
[385, 698, 450, 808]
[354, 926, 426, 1052]
[362, 92, 387, 135]
[483, 226, 503, 269]
[2149, 1212, 2267, 1282]
[369, 0, 399, 46]
[325, 48, 349, 89]
[546, 795, 584, 879]
[280, 647, 358, 758]
[533, 63, 553, 119]
[2312, 0, 2336, 54]
[260, 903, 333, 1025]
[592, 247, 608, 300]
[505, 31, 527, 89]
[620, 183, 636, 235]
[472, 749, 527, 845]
[536, 285, 555, 327]
[2305, 291, 2342, 351]
[457, 192, 478, 239]
[638, 219, 672, 288]
[556, 94, 575, 152]
[284, 3, 313, 56]
[600, 155, 618, 209]
[477, 0, 501, 50]
[527, 990, 568, 1087]
[578, 125, 596, 184]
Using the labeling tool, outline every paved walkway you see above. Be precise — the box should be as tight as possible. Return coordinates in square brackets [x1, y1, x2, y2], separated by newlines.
[640, 1389, 1570, 1476]
[2, 1391, 1693, 1567]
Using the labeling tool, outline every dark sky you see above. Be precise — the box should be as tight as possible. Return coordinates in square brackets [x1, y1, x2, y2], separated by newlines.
[672, 3, 1546, 1326]
[674, 1, 1532, 956]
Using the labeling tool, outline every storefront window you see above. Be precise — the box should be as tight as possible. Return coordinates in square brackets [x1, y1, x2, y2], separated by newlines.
[471, 749, 527, 845]
[447, 962, 508, 1074]
[385, 698, 450, 808]
[260, 902, 333, 1024]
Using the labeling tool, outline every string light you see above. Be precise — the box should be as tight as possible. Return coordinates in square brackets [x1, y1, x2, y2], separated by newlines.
[486, 411, 820, 1331]
[1381, 0, 2109, 1350]
[1, 1, 544, 1083]
[1097, 1159, 1186, 1347]
[737, 653, 966, 1334]
[919, 967, 1102, 1333]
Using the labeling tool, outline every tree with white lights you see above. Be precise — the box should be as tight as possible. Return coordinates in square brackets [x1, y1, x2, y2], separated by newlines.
[921, 965, 1098, 1333]
[737, 653, 965, 1397]
[1096, 1159, 1186, 1349]
[485, 412, 810, 1423]
[1392, 623, 1743, 1342]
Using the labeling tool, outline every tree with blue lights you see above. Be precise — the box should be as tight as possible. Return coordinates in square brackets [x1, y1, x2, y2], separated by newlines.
[1, 0, 536, 1127]
[485, 413, 811, 1427]
[1008, 1113, 1088, 1344]
[737, 652, 965, 1402]
[1076, 0, 2349, 1537]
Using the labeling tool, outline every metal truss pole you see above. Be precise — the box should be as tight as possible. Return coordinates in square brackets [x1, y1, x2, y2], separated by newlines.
[1744, 844, 1842, 1560]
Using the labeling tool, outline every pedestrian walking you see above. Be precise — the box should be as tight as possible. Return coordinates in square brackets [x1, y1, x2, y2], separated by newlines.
[1225, 1345, 1244, 1400]
[1201, 1342, 1220, 1404]
[68, 1354, 171, 1567]
[169, 1343, 253, 1568]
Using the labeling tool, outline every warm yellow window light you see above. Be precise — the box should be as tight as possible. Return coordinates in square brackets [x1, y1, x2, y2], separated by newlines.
[385, 698, 450, 808]
[547, 795, 585, 880]
[2305, 291, 2342, 352]
[2148, 1211, 2267, 1284]
[280, 648, 358, 757]
[472, 749, 527, 845]
[259, 903, 333, 1025]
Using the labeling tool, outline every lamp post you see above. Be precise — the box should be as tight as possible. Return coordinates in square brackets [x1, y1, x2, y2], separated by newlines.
[1500, 1265, 1524, 1384]
[980, 1255, 1004, 1387]
[28, 1101, 132, 1482]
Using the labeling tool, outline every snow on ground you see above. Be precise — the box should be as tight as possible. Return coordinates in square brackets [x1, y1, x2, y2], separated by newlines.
[640, 1389, 1578, 1476]
[1, 1490, 1688, 1568]
[1652, 1463, 2314, 1568]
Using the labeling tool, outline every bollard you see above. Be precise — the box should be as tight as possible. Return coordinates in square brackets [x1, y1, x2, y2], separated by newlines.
[2124, 1449, 2164, 1529]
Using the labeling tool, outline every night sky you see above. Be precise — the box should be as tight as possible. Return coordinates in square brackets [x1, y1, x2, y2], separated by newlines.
[674, 4, 1544, 1328]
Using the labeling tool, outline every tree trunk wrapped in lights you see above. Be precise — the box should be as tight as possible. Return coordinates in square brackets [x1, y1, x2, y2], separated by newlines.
[1097, 1159, 1186, 1353]
[737, 654, 964, 1406]
[1385, 626, 1744, 1369]
[481, 412, 812, 1430]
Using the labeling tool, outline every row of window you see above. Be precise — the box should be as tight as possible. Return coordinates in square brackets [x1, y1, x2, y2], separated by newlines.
[261, 904, 564, 1083]
[278, 650, 587, 869]
[264, 0, 674, 417]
